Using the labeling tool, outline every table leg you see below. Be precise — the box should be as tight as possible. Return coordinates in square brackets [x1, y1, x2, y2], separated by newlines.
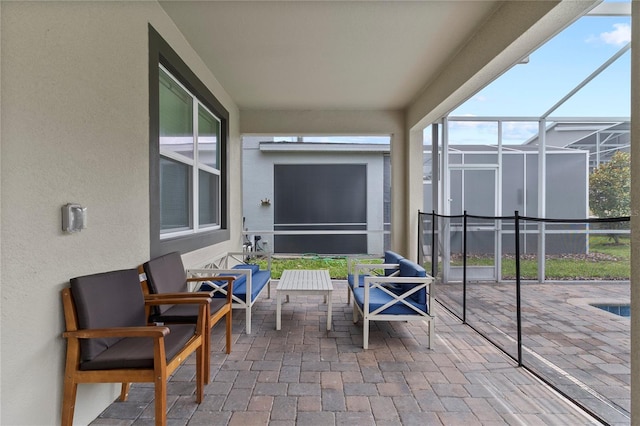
[276, 291, 282, 330]
[326, 291, 332, 330]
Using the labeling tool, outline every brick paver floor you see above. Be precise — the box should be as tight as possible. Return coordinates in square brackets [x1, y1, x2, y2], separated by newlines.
[90, 280, 602, 425]
[438, 281, 630, 424]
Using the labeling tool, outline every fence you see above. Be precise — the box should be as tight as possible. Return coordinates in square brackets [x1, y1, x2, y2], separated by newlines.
[419, 211, 630, 425]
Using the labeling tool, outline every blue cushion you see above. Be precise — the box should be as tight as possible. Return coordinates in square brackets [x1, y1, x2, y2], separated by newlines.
[347, 273, 367, 290]
[353, 287, 427, 315]
[398, 259, 427, 305]
[203, 268, 270, 304]
[250, 271, 271, 301]
[201, 264, 258, 296]
[232, 264, 260, 274]
[384, 251, 404, 276]
[201, 273, 247, 296]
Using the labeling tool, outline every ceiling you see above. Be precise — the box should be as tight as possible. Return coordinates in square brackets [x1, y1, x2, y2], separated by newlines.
[159, 1, 502, 110]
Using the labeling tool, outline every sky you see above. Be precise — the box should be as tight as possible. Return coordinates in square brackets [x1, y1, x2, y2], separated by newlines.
[444, 4, 631, 145]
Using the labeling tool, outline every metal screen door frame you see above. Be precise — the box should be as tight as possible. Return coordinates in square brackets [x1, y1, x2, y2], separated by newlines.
[443, 165, 501, 282]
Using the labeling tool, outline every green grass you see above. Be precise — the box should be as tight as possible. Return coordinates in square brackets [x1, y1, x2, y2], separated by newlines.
[256, 235, 629, 281]
[260, 255, 349, 279]
[452, 235, 629, 280]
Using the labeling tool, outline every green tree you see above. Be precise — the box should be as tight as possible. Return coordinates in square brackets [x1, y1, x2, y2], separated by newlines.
[589, 151, 630, 243]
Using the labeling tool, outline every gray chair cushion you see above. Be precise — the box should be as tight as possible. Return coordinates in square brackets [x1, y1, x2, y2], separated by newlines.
[79, 324, 195, 370]
[143, 252, 189, 315]
[70, 269, 146, 363]
[150, 298, 228, 324]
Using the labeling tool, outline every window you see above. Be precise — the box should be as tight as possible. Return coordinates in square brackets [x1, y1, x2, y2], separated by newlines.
[159, 66, 221, 235]
[149, 26, 229, 257]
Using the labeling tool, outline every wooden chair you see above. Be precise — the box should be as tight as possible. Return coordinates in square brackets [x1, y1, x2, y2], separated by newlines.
[140, 252, 234, 383]
[61, 268, 209, 426]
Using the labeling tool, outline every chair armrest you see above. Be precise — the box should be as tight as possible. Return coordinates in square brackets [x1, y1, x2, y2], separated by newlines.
[355, 262, 399, 273]
[144, 297, 210, 330]
[188, 268, 250, 277]
[145, 297, 212, 307]
[186, 276, 235, 284]
[347, 254, 382, 273]
[144, 291, 215, 299]
[363, 275, 433, 285]
[187, 270, 239, 303]
[63, 326, 169, 339]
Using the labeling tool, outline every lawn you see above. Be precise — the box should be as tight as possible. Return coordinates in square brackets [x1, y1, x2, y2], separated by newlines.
[448, 234, 629, 280]
[257, 235, 629, 281]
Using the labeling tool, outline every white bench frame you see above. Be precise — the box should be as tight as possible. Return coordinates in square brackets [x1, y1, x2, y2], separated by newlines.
[346, 254, 384, 304]
[352, 273, 435, 349]
[187, 251, 271, 334]
[346, 255, 400, 305]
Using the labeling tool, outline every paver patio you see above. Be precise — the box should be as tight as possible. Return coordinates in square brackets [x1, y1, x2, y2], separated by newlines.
[90, 280, 604, 425]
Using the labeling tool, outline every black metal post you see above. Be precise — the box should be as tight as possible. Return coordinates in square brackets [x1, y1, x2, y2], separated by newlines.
[515, 211, 523, 367]
[463, 211, 467, 324]
[417, 210, 423, 263]
[431, 210, 437, 278]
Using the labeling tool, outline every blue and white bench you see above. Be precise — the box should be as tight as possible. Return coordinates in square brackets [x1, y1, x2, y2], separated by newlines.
[347, 250, 404, 305]
[352, 257, 435, 349]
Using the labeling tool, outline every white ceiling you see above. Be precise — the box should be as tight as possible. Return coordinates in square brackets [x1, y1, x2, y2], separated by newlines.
[159, 1, 501, 110]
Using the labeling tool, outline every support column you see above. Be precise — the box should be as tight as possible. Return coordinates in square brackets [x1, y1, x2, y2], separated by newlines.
[406, 129, 424, 260]
[630, 1, 639, 423]
[390, 130, 407, 256]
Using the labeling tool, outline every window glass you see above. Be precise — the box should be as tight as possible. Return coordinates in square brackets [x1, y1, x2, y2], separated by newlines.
[160, 157, 191, 231]
[159, 68, 194, 160]
[198, 105, 219, 169]
[199, 170, 219, 226]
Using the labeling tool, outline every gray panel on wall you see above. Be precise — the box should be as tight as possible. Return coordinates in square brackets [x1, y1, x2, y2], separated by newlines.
[526, 153, 538, 216]
[464, 169, 495, 217]
[275, 164, 366, 224]
[423, 182, 432, 213]
[502, 153, 525, 215]
[546, 153, 587, 218]
[450, 170, 462, 214]
[274, 164, 367, 254]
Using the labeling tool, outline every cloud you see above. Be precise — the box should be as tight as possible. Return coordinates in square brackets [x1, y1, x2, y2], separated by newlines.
[596, 23, 631, 46]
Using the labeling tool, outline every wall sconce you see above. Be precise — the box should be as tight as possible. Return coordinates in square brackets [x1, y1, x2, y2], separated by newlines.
[260, 198, 271, 206]
[62, 203, 87, 233]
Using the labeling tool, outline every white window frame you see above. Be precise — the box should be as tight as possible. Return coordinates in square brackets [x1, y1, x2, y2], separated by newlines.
[159, 64, 222, 239]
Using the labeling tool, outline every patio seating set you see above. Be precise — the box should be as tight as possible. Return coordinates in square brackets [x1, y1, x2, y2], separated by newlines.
[60, 250, 435, 425]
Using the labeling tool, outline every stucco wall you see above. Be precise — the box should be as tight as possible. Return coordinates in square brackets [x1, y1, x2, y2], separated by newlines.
[242, 137, 386, 254]
[0, 2, 241, 424]
[630, 3, 640, 423]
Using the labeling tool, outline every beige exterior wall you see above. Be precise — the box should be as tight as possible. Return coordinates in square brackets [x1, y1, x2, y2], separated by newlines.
[0, 2, 241, 424]
[631, 3, 639, 423]
[240, 109, 414, 256]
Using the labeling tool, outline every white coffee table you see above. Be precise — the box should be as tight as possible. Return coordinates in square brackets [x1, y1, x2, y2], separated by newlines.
[276, 269, 333, 331]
